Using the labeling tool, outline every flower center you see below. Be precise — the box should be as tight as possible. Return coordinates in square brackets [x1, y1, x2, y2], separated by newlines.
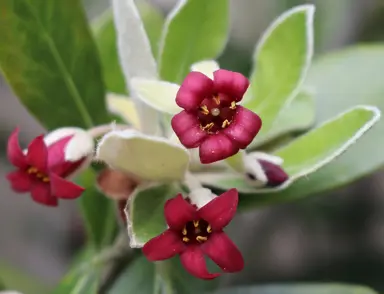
[27, 166, 50, 183]
[198, 95, 237, 134]
[181, 219, 212, 244]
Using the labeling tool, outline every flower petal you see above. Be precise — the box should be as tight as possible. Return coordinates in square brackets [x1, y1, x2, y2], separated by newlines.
[223, 106, 262, 149]
[176, 72, 214, 111]
[27, 135, 48, 172]
[50, 173, 84, 199]
[96, 168, 138, 200]
[199, 134, 239, 164]
[180, 246, 220, 280]
[142, 229, 185, 261]
[198, 188, 238, 230]
[213, 69, 249, 102]
[6, 170, 32, 192]
[171, 111, 207, 148]
[259, 159, 289, 187]
[164, 194, 196, 230]
[202, 232, 244, 273]
[30, 182, 58, 207]
[7, 128, 27, 169]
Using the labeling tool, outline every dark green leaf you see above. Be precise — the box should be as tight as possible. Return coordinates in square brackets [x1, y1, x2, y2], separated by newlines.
[213, 284, 378, 294]
[0, 0, 109, 129]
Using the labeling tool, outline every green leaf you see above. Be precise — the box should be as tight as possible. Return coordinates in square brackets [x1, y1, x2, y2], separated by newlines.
[248, 89, 315, 149]
[238, 45, 384, 209]
[245, 5, 314, 136]
[76, 168, 118, 248]
[213, 284, 378, 294]
[126, 183, 179, 247]
[96, 129, 190, 182]
[158, 0, 229, 83]
[112, 0, 160, 135]
[92, 1, 165, 94]
[197, 105, 380, 194]
[0, 0, 109, 129]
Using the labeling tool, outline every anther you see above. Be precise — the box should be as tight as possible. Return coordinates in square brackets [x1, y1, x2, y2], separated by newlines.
[193, 220, 199, 227]
[182, 237, 190, 243]
[201, 123, 214, 131]
[222, 119, 231, 128]
[196, 236, 208, 243]
[230, 101, 236, 109]
[182, 226, 187, 235]
[28, 167, 38, 174]
[200, 105, 209, 115]
[211, 108, 220, 116]
[42, 177, 50, 183]
[213, 96, 220, 105]
[207, 225, 212, 233]
[36, 172, 44, 178]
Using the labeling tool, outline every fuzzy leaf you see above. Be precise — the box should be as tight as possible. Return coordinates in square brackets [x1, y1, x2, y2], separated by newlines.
[158, 0, 229, 83]
[97, 129, 190, 182]
[106, 93, 141, 128]
[197, 106, 380, 193]
[190, 60, 220, 80]
[112, 0, 159, 134]
[126, 183, 178, 247]
[0, 0, 109, 129]
[246, 5, 315, 136]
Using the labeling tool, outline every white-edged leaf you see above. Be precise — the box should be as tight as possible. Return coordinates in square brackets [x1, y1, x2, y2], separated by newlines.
[224, 151, 246, 173]
[96, 129, 190, 182]
[131, 78, 181, 114]
[196, 105, 381, 193]
[112, 0, 159, 135]
[158, 0, 229, 84]
[126, 183, 178, 247]
[246, 5, 315, 136]
[190, 60, 220, 79]
[106, 93, 141, 129]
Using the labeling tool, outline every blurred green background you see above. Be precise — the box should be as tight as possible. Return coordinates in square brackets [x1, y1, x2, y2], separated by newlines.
[1, 0, 384, 293]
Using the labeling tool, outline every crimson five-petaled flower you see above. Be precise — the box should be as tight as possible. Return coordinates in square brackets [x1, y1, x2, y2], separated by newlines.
[142, 188, 243, 280]
[171, 69, 262, 164]
[6, 128, 90, 206]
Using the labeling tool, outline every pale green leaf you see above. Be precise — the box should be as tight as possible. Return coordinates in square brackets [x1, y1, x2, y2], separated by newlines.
[190, 60, 220, 79]
[248, 89, 315, 149]
[131, 78, 181, 114]
[224, 151, 246, 173]
[214, 284, 378, 294]
[126, 183, 179, 247]
[0, 0, 110, 129]
[96, 129, 190, 182]
[197, 105, 380, 194]
[112, 0, 159, 134]
[106, 93, 141, 128]
[246, 5, 315, 136]
[158, 0, 229, 83]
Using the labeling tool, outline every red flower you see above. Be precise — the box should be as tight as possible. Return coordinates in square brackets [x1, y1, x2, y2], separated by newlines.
[171, 70, 262, 164]
[142, 189, 243, 280]
[6, 128, 91, 206]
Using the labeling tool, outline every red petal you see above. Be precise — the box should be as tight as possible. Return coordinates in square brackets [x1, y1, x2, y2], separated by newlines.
[199, 134, 239, 164]
[164, 194, 197, 230]
[27, 135, 48, 173]
[202, 232, 244, 273]
[213, 69, 249, 102]
[223, 106, 262, 149]
[50, 173, 85, 199]
[198, 189, 238, 230]
[171, 111, 207, 148]
[30, 182, 58, 207]
[259, 159, 289, 187]
[180, 246, 220, 280]
[47, 135, 72, 170]
[6, 170, 32, 192]
[142, 229, 185, 261]
[7, 128, 28, 169]
[176, 72, 214, 111]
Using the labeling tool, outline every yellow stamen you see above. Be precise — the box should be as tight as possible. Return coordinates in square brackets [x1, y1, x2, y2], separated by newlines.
[42, 177, 50, 183]
[222, 119, 231, 128]
[207, 225, 212, 233]
[201, 122, 214, 131]
[230, 101, 236, 109]
[182, 237, 190, 243]
[193, 220, 199, 227]
[28, 167, 38, 174]
[200, 105, 209, 115]
[182, 226, 187, 235]
[196, 236, 208, 243]
[213, 96, 220, 105]
[36, 172, 44, 178]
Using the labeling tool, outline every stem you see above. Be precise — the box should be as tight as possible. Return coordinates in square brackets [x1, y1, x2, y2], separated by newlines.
[87, 123, 130, 138]
[184, 171, 203, 192]
[155, 261, 175, 294]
